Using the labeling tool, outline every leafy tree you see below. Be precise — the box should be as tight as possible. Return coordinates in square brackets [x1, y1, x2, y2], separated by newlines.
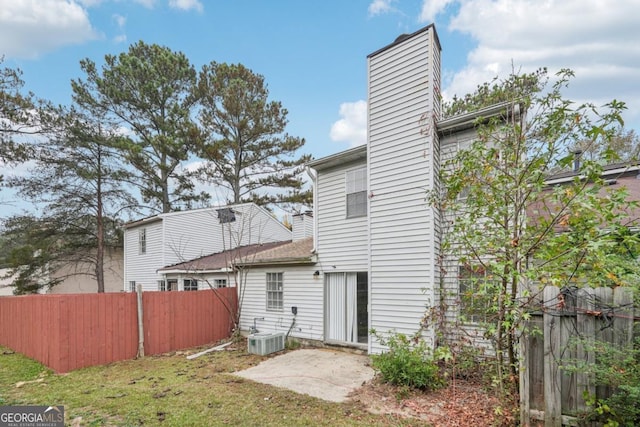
[0, 58, 56, 189]
[0, 215, 61, 294]
[0, 58, 33, 165]
[195, 62, 310, 207]
[442, 67, 547, 119]
[71, 41, 206, 213]
[7, 108, 132, 292]
[434, 68, 637, 401]
[574, 126, 640, 163]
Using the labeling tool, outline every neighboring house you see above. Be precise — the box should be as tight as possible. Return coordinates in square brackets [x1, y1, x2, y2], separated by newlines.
[1, 248, 124, 296]
[0, 268, 15, 296]
[47, 247, 124, 294]
[156, 240, 291, 291]
[123, 203, 292, 292]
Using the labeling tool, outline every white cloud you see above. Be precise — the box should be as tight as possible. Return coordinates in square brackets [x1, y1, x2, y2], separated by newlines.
[0, 0, 99, 59]
[133, 0, 156, 8]
[112, 13, 126, 43]
[437, 0, 640, 126]
[368, 0, 395, 16]
[330, 100, 367, 147]
[419, 0, 455, 23]
[113, 13, 126, 28]
[77, 0, 102, 6]
[169, 0, 203, 13]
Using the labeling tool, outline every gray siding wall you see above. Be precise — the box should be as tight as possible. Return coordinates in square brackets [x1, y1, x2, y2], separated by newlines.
[124, 220, 164, 291]
[367, 27, 441, 352]
[161, 204, 290, 267]
[439, 128, 492, 351]
[239, 265, 323, 341]
[316, 160, 368, 272]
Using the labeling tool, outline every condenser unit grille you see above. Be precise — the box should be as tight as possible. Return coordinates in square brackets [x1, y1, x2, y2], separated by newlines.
[247, 332, 285, 355]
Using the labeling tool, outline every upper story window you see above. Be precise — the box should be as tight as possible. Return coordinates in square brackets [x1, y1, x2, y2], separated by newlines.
[138, 228, 146, 254]
[217, 208, 236, 224]
[346, 167, 367, 218]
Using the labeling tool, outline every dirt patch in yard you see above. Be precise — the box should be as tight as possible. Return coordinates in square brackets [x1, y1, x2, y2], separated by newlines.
[349, 376, 516, 426]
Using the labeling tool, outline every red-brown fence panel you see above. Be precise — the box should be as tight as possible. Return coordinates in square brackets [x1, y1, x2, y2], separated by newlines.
[142, 288, 237, 356]
[0, 288, 237, 373]
[0, 293, 138, 373]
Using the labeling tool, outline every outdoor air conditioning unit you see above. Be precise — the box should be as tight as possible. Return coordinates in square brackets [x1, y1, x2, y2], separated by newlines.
[247, 332, 285, 356]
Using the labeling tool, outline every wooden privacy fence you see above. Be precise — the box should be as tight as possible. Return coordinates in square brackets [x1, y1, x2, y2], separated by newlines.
[0, 288, 237, 373]
[520, 286, 638, 427]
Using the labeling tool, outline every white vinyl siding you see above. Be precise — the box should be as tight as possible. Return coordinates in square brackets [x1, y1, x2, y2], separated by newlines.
[138, 229, 147, 254]
[240, 266, 323, 341]
[292, 213, 313, 241]
[124, 220, 163, 292]
[316, 161, 368, 271]
[367, 26, 440, 353]
[439, 129, 494, 349]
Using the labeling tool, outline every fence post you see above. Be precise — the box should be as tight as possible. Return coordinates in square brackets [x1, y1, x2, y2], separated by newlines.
[576, 287, 596, 425]
[136, 284, 145, 358]
[544, 286, 562, 427]
[520, 318, 531, 426]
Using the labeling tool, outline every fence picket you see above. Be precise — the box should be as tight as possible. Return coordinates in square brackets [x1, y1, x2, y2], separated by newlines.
[0, 288, 236, 373]
[521, 286, 637, 426]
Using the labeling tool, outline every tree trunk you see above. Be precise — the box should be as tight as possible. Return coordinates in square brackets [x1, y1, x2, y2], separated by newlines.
[96, 144, 105, 293]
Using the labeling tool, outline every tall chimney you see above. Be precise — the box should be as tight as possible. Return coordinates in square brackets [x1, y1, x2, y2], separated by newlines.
[573, 149, 583, 172]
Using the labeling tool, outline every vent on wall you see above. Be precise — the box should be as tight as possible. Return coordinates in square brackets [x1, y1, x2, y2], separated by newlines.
[247, 332, 285, 356]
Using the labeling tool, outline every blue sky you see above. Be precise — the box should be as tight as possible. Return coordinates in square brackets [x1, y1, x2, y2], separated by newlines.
[2, 0, 640, 213]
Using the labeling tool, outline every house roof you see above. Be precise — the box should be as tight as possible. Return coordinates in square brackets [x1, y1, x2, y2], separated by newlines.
[545, 161, 640, 185]
[157, 240, 291, 273]
[528, 163, 640, 231]
[235, 237, 316, 266]
[307, 145, 367, 171]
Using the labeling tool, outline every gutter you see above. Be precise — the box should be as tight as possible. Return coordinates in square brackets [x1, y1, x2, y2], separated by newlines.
[306, 165, 318, 254]
[545, 165, 640, 186]
[234, 255, 318, 268]
[437, 101, 516, 134]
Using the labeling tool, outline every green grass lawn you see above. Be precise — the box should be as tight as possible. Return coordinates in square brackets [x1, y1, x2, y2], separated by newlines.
[0, 344, 421, 427]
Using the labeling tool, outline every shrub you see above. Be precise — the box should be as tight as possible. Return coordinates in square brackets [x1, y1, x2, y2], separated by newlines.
[370, 331, 446, 390]
[578, 336, 640, 427]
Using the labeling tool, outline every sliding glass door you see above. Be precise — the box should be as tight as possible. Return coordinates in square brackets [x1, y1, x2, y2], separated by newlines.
[325, 272, 368, 345]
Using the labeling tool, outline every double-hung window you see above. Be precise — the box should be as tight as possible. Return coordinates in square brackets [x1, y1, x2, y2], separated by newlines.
[183, 279, 198, 291]
[346, 167, 367, 218]
[266, 272, 283, 311]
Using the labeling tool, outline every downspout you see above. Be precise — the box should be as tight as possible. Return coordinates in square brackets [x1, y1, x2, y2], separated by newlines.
[306, 166, 318, 253]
